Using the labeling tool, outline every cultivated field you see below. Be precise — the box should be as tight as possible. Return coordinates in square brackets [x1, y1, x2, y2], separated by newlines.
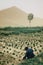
[0, 27, 43, 65]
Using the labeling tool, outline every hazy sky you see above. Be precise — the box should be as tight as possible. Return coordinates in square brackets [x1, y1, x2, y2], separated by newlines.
[0, 0, 43, 18]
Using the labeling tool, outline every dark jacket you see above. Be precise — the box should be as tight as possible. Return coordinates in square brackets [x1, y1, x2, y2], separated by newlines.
[23, 48, 35, 59]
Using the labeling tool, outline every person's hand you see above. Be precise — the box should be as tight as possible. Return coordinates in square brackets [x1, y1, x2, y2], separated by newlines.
[22, 56, 26, 60]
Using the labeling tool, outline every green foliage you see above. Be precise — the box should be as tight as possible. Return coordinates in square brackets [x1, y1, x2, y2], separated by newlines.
[12, 64, 14, 65]
[19, 53, 43, 65]
[0, 27, 43, 35]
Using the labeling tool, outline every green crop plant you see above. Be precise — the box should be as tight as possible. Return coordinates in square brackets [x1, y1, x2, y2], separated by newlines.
[7, 51, 9, 53]
[34, 48, 37, 51]
[3, 46, 5, 48]
[6, 61, 9, 64]
[33, 44, 35, 47]
[39, 50, 41, 52]
[40, 45, 42, 47]
[12, 64, 14, 65]
[12, 53, 15, 55]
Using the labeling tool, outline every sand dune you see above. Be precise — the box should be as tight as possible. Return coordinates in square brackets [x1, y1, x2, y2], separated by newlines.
[0, 6, 43, 27]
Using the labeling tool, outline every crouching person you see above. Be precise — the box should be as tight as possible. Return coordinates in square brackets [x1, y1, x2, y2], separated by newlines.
[23, 47, 35, 60]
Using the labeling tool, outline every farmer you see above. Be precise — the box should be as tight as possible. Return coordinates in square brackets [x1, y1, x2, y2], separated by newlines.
[23, 47, 35, 59]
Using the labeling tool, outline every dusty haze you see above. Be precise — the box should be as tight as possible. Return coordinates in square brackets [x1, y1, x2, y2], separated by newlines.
[0, 6, 43, 27]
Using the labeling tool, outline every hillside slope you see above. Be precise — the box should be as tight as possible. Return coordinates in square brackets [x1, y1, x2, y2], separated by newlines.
[0, 6, 43, 27]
